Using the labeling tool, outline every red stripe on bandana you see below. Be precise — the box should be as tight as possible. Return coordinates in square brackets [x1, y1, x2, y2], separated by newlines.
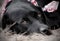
[28, 0, 38, 6]
[32, 0, 38, 6]
[32, 0, 36, 4]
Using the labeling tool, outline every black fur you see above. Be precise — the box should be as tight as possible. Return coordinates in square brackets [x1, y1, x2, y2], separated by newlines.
[2, 0, 52, 35]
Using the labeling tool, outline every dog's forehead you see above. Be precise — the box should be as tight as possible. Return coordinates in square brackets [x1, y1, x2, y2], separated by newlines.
[6, 1, 36, 13]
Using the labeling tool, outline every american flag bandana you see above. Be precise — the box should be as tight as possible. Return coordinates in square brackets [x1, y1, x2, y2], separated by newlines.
[27, 0, 39, 6]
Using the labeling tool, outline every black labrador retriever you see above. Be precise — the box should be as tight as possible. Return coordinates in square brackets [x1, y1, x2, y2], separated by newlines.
[1, 0, 52, 35]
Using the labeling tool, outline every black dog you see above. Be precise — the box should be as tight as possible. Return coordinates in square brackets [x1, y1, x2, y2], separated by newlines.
[2, 0, 52, 35]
